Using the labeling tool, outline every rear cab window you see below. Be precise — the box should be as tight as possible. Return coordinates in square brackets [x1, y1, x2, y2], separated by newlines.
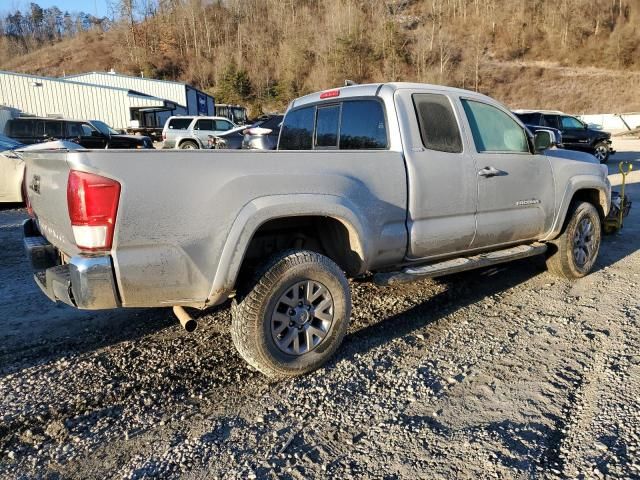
[279, 99, 387, 150]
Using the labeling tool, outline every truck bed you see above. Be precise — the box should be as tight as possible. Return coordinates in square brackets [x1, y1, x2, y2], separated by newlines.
[24, 148, 408, 308]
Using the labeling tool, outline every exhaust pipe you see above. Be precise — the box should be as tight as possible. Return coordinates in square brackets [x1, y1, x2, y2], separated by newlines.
[173, 306, 197, 332]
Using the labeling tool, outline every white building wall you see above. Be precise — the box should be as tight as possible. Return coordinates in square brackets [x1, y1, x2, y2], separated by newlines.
[578, 113, 640, 132]
[0, 71, 165, 129]
[66, 72, 215, 115]
[66, 72, 188, 107]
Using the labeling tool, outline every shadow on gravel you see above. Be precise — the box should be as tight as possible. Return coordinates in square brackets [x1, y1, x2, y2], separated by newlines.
[339, 257, 544, 361]
[0, 308, 175, 378]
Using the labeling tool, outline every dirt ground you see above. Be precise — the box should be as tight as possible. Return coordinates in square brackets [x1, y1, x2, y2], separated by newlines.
[1, 139, 639, 479]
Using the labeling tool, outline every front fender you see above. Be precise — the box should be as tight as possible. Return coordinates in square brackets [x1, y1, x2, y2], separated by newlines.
[542, 174, 611, 241]
[206, 194, 373, 305]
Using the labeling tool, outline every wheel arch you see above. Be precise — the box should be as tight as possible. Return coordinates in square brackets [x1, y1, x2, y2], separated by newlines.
[543, 178, 610, 241]
[206, 194, 372, 306]
[177, 137, 201, 148]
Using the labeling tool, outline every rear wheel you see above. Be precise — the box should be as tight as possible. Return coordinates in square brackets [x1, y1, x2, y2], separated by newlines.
[179, 140, 199, 149]
[593, 141, 609, 163]
[546, 201, 601, 279]
[231, 250, 351, 378]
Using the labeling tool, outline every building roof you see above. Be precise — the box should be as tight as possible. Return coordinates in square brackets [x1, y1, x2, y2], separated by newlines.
[0, 70, 167, 102]
[65, 71, 188, 87]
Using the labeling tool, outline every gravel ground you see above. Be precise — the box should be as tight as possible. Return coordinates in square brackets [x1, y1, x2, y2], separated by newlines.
[1, 139, 639, 479]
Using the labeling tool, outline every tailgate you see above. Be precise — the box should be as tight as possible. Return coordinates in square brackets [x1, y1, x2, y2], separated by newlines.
[23, 150, 79, 256]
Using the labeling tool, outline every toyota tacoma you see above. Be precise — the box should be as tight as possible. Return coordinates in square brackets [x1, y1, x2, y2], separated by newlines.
[22, 83, 611, 378]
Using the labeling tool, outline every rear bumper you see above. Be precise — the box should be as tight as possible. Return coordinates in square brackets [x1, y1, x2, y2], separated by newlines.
[23, 219, 120, 309]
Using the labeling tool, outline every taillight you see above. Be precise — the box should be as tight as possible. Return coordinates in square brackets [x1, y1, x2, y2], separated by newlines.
[67, 170, 120, 251]
[22, 170, 34, 218]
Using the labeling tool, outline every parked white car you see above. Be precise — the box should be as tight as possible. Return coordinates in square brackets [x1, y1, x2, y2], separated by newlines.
[161, 116, 237, 149]
[0, 137, 85, 203]
[0, 134, 25, 202]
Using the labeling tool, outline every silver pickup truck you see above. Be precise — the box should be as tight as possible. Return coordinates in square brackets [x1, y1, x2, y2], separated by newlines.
[22, 83, 611, 378]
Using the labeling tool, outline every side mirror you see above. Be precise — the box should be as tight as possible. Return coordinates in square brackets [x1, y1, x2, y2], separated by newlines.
[91, 130, 102, 137]
[534, 130, 554, 152]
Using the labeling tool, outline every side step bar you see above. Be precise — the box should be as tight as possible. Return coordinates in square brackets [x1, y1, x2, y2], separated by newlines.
[373, 243, 548, 286]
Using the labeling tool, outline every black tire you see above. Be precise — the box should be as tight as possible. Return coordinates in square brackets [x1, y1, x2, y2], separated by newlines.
[593, 141, 609, 163]
[546, 201, 601, 279]
[231, 250, 351, 378]
[179, 140, 199, 149]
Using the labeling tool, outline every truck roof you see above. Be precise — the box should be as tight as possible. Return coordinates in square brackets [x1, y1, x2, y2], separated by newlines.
[290, 82, 498, 109]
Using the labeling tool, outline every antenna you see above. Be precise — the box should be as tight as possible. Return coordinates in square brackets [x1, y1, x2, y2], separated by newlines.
[344, 80, 357, 86]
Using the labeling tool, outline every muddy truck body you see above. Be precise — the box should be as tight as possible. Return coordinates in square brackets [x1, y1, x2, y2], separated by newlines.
[22, 83, 611, 377]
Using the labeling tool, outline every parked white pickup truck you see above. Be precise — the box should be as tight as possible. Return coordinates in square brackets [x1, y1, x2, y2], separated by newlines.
[22, 83, 610, 378]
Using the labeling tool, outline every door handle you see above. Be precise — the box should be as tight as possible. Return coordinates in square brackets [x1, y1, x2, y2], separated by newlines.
[478, 166, 503, 177]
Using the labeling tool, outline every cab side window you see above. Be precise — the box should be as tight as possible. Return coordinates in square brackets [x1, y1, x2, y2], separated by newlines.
[339, 100, 387, 149]
[461, 100, 529, 153]
[413, 93, 462, 153]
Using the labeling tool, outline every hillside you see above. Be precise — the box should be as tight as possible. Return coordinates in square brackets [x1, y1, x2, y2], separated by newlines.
[1, 0, 640, 115]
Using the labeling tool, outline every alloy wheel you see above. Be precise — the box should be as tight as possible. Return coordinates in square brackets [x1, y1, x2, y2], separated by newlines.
[270, 280, 334, 356]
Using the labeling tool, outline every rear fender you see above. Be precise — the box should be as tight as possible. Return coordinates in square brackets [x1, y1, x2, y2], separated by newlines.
[206, 194, 370, 305]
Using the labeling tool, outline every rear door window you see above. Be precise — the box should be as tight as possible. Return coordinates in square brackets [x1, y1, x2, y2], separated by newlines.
[194, 119, 215, 131]
[515, 112, 541, 125]
[412, 93, 462, 153]
[542, 115, 561, 129]
[44, 121, 64, 138]
[279, 106, 315, 150]
[339, 100, 387, 149]
[167, 118, 193, 130]
[315, 105, 340, 148]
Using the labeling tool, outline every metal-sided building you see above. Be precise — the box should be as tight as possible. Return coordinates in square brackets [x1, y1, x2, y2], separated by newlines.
[64, 71, 215, 128]
[0, 70, 215, 132]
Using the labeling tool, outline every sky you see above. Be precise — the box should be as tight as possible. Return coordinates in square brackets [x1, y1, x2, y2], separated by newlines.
[1, 0, 110, 17]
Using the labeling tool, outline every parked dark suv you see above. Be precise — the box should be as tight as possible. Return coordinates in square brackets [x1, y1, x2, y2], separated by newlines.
[5, 118, 154, 149]
[513, 110, 613, 163]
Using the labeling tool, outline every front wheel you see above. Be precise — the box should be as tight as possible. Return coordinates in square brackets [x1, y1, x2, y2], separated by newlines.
[546, 201, 601, 279]
[231, 250, 351, 378]
[593, 141, 610, 163]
